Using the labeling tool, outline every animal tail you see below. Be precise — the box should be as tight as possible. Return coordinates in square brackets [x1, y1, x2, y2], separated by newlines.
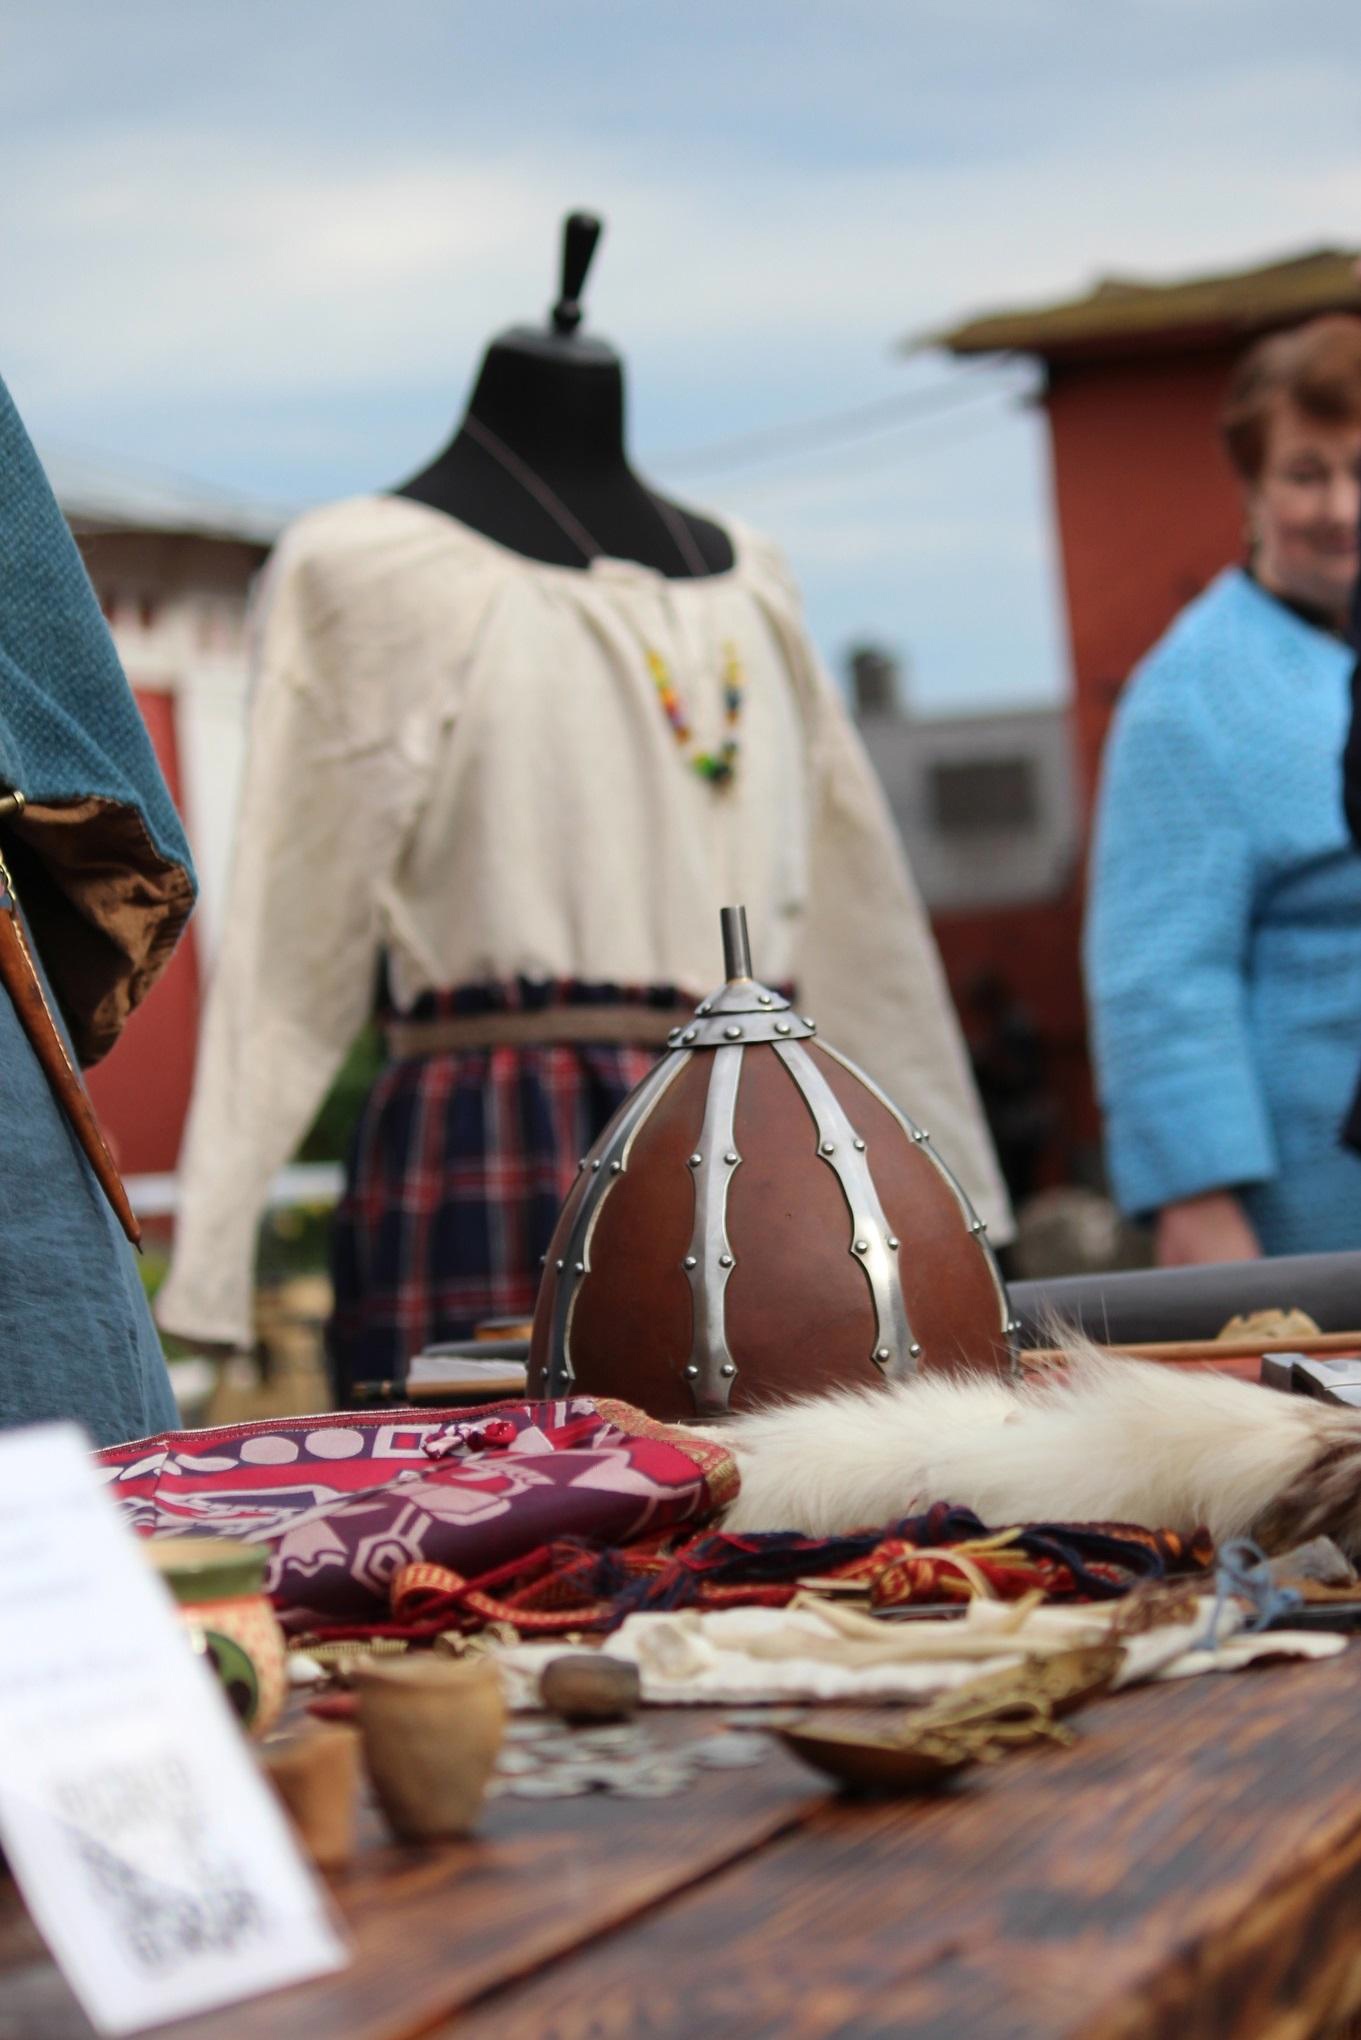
[714, 1338, 1361, 1550]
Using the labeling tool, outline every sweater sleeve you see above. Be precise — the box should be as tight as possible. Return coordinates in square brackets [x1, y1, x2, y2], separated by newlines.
[155, 533, 431, 1350]
[1084, 675, 1275, 1217]
[796, 662, 1014, 1243]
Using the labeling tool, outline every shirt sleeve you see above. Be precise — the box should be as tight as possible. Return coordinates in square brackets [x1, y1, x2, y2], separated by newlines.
[1084, 679, 1275, 1217]
[155, 536, 430, 1350]
[796, 663, 1014, 1243]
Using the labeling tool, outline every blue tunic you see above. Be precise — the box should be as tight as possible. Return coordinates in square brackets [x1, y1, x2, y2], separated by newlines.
[1084, 567, 1361, 1255]
[0, 374, 194, 1446]
[0, 931, 178, 1445]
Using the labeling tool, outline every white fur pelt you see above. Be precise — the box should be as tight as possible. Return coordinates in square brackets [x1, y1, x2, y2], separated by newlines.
[709, 1343, 1361, 1553]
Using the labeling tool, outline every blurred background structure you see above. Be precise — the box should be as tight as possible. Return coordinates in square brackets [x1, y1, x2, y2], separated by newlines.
[66, 248, 1361, 1235]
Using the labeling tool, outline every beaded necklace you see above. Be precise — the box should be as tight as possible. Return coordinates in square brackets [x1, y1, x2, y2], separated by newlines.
[463, 414, 744, 788]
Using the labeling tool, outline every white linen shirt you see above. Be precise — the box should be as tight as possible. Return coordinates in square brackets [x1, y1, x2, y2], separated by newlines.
[157, 495, 1009, 1350]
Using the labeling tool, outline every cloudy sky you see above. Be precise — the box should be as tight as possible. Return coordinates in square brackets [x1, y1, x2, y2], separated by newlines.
[2, 1, 1358, 710]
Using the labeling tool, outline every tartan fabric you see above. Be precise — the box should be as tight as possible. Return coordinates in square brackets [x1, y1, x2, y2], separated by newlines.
[328, 978, 691, 1397]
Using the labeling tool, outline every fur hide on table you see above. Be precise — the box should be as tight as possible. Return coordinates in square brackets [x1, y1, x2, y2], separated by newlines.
[711, 1344, 1361, 1554]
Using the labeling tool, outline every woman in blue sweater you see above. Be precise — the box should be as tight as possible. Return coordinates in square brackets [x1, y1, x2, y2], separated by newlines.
[1085, 316, 1361, 1265]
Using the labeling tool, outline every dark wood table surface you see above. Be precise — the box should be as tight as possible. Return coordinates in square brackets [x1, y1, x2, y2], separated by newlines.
[7, 1652, 1361, 2040]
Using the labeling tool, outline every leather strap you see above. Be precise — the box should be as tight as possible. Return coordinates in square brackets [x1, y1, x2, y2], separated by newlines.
[385, 1004, 687, 1058]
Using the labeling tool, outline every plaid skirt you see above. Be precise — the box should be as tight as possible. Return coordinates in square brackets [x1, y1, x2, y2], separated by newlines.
[328, 980, 689, 1399]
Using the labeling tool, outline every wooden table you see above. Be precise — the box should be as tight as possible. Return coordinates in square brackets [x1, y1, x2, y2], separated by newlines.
[7, 1652, 1361, 2040]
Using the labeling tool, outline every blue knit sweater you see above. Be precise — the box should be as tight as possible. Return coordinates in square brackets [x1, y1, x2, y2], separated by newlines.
[1084, 567, 1361, 1254]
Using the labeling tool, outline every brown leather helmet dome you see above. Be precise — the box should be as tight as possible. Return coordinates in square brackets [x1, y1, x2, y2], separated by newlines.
[529, 907, 1016, 1419]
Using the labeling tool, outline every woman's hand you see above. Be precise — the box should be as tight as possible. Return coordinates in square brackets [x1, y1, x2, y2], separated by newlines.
[1154, 1191, 1261, 1267]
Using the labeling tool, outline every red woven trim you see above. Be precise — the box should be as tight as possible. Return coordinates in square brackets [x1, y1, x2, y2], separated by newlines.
[592, 1396, 740, 1513]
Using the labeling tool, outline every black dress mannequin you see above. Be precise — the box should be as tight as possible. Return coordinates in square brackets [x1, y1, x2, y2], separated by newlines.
[395, 213, 733, 579]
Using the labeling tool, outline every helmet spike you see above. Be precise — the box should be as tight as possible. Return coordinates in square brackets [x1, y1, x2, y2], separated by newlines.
[720, 904, 753, 982]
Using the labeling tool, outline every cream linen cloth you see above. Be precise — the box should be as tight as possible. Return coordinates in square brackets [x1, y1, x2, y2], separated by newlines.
[493, 1597, 1345, 1710]
[157, 497, 1010, 1350]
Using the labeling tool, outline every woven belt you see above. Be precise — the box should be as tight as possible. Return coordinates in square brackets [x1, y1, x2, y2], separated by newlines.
[385, 1004, 687, 1057]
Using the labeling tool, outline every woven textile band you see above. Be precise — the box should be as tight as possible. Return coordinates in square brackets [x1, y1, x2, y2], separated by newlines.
[384, 1004, 685, 1058]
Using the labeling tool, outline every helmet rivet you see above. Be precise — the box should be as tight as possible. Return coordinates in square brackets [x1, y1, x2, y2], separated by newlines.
[776, 1021, 791, 1035]
[698, 1003, 710, 1016]
[683, 1029, 697, 1044]
[688, 1153, 703, 1168]
[854, 1239, 868, 1254]
[853, 1138, 866, 1152]
[971, 1219, 986, 1234]
[555, 1259, 565, 1271]
[720, 1362, 736, 1377]
[887, 1236, 899, 1250]
[573, 1261, 585, 1275]
[685, 1364, 700, 1379]
[725, 1025, 743, 1040]
[875, 1346, 890, 1362]
[758, 994, 773, 1007]
[683, 1255, 697, 1270]
[592, 1159, 602, 1171]
[724, 1150, 739, 1165]
[820, 1140, 835, 1155]
[610, 1160, 623, 1174]
[719, 1252, 734, 1268]
[909, 1341, 922, 1359]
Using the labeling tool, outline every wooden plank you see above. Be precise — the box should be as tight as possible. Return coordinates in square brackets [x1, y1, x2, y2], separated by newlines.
[449, 1653, 1361, 2040]
[0, 1719, 826, 2040]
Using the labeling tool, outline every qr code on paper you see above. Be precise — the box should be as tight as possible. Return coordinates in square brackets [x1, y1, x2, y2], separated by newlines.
[54, 1753, 263, 1972]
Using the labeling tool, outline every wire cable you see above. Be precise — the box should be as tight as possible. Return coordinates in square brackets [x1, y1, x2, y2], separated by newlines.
[646, 365, 1037, 478]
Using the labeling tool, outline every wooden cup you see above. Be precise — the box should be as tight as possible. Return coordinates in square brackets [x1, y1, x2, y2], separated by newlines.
[260, 1722, 362, 1871]
[353, 1657, 505, 1842]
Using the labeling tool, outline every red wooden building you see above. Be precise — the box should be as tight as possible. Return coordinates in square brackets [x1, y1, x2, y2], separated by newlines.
[59, 487, 275, 1182]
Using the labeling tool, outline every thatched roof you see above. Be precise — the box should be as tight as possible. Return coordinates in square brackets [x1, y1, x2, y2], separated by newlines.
[925, 248, 1361, 363]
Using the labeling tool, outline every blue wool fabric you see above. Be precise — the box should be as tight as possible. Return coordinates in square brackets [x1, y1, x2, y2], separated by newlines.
[0, 374, 194, 1445]
[1085, 567, 1361, 1253]
[0, 928, 178, 1445]
[0, 381, 191, 861]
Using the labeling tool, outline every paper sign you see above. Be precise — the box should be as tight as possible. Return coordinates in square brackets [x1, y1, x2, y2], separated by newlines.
[0, 1424, 346, 2034]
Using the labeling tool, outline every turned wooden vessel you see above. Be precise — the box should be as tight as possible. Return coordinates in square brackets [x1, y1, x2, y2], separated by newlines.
[529, 907, 1015, 1419]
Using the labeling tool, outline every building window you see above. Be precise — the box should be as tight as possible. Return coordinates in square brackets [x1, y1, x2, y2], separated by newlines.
[928, 757, 1037, 833]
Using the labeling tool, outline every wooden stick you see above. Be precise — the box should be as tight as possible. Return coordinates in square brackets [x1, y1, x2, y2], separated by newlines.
[1023, 1330, 1361, 1368]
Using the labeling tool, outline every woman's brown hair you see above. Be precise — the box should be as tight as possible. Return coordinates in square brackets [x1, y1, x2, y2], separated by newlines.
[1222, 314, 1361, 481]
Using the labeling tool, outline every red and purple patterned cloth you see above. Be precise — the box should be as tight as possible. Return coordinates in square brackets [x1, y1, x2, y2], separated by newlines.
[97, 1397, 1214, 1642]
[97, 1398, 735, 1633]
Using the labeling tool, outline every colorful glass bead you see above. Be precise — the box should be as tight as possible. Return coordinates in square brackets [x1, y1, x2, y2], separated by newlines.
[644, 640, 744, 789]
